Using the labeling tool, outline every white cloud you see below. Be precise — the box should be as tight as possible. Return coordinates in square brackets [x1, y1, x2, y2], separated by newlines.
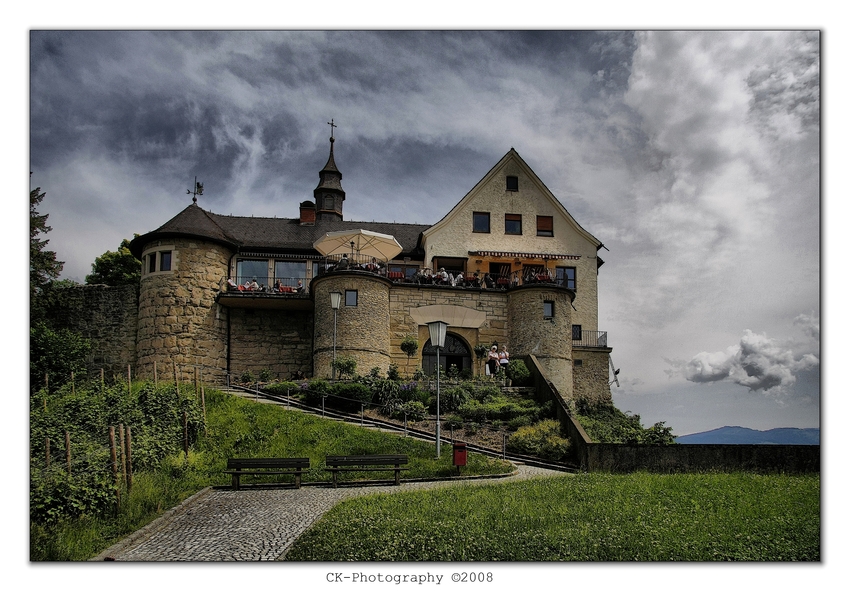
[670, 316, 820, 394]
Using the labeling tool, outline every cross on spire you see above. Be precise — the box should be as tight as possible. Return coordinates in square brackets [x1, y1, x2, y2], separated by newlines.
[327, 118, 337, 139]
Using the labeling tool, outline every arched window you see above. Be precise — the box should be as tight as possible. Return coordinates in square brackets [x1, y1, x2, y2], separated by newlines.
[422, 333, 471, 376]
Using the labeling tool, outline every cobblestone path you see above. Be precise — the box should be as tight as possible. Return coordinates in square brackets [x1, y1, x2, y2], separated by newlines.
[93, 464, 565, 561]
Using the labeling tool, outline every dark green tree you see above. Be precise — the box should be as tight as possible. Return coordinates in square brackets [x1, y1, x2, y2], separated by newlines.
[30, 186, 63, 300]
[86, 237, 141, 286]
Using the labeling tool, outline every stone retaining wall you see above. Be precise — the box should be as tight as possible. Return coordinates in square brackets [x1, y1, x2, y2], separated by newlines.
[229, 308, 313, 381]
[42, 284, 139, 379]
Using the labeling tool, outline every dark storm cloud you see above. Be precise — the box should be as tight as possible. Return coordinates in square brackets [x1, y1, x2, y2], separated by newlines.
[27, 30, 820, 433]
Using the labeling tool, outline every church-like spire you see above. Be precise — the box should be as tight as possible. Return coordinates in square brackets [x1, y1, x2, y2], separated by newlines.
[314, 119, 345, 221]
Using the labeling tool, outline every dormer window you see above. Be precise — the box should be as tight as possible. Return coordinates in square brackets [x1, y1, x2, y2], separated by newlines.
[506, 176, 518, 191]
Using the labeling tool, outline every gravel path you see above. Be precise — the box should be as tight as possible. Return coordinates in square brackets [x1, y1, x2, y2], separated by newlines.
[92, 464, 565, 562]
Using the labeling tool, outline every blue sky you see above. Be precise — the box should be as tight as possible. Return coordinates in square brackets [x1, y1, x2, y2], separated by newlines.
[28, 28, 821, 436]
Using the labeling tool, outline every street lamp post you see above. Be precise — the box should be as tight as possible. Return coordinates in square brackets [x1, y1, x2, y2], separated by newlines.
[426, 320, 448, 459]
[330, 292, 342, 380]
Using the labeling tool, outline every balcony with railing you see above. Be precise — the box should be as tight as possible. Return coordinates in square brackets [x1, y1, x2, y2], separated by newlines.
[216, 275, 312, 310]
[572, 330, 608, 349]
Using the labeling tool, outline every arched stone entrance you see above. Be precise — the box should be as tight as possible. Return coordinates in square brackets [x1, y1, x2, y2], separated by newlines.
[422, 333, 471, 376]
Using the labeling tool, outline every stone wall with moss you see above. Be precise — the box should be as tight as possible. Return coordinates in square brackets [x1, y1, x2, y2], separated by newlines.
[42, 284, 139, 379]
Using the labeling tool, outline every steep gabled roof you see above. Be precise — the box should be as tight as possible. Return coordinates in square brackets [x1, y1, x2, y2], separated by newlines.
[423, 148, 603, 248]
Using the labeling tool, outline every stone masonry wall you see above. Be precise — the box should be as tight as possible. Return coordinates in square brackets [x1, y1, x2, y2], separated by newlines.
[229, 308, 314, 381]
[136, 238, 230, 383]
[388, 285, 509, 376]
[572, 348, 613, 405]
[44, 284, 139, 379]
[508, 285, 574, 399]
[312, 273, 392, 378]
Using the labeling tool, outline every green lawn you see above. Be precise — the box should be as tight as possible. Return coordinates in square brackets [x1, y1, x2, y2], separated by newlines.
[284, 471, 819, 561]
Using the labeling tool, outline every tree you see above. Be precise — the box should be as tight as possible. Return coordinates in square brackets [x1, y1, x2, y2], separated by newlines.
[400, 334, 419, 375]
[30, 186, 63, 300]
[86, 238, 141, 286]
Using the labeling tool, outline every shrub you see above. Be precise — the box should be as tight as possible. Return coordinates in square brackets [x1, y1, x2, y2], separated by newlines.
[507, 419, 571, 461]
[30, 322, 91, 393]
[443, 415, 464, 429]
[303, 379, 330, 406]
[440, 386, 469, 413]
[458, 400, 488, 423]
[505, 359, 531, 386]
[574, 400, 674, 444]
[392, 401, 427, 422]
[30, 462, 114, 525]
[239, 370, 254, 384]
[258, 369, 273, 382]
[333, 355, 357, 379]
[507, 416, 532, 431]
[329, 382, 373, 412]
[263, 381, 301, 396]
[387, 363, 401, 381]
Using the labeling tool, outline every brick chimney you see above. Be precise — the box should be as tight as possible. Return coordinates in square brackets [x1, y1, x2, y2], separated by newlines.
[299, 201, 316, 225]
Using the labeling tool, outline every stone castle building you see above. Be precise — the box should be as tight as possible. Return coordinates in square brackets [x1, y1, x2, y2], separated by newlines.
[126, 134, 613, 404]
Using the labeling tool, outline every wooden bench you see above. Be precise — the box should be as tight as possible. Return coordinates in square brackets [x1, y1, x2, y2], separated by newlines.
[324, 454, 409, 488]
[225, 458, 310, 490]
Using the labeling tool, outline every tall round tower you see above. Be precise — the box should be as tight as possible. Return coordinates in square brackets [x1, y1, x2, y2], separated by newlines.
[134, 235, 231, 383]
[312, 272, 392, 378]
[507, 284, 576, 399]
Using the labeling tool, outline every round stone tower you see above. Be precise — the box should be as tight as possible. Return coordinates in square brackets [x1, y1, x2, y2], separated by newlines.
[312, 271, 392, 379]
[135, 237, 230, 383]
[507, 284, 576, 400]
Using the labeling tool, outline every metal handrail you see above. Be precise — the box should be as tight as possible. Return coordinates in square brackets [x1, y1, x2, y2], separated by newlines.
[221, 276, 309, 294]
[572, 330, 608, 348]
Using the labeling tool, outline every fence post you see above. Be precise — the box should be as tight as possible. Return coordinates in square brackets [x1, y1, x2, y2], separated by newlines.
[173, 360, 179, 402]
[65, 431, 71, 477]
[194, 367, 199, 399]
[154, 360, 157, 387]
[109, 426, 120, 509]
[124, 426, 133, 493]
[503, 434, 507, 459]
[119, 424, 126, 486]
[361, 404, 365, 426]
[127, 364, 132, 396]
[183, 411, 189, 459]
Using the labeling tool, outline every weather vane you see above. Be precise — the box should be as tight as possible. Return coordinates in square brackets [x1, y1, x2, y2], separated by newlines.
[187, 176, 204, 204]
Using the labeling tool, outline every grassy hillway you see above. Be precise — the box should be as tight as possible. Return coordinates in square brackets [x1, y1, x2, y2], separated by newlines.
[30, 382, 819, 562]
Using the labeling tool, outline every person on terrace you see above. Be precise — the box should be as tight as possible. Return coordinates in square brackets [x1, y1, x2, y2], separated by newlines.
[247, 277, 260, 290]
[437, 267, 449, 285]
[487, 345, 500, 376]
[335, 254, 349, 270]
[499, 345, 510, 370]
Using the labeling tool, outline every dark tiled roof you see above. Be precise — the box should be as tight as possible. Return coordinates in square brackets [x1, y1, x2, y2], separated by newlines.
[130, 203, 429, 259]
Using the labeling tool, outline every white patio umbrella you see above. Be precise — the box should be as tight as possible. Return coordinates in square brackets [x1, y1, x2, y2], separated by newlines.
[312, 229, 403, 261]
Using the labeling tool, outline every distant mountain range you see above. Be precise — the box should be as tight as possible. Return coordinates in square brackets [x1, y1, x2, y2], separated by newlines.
[674, 426, 820, 445]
